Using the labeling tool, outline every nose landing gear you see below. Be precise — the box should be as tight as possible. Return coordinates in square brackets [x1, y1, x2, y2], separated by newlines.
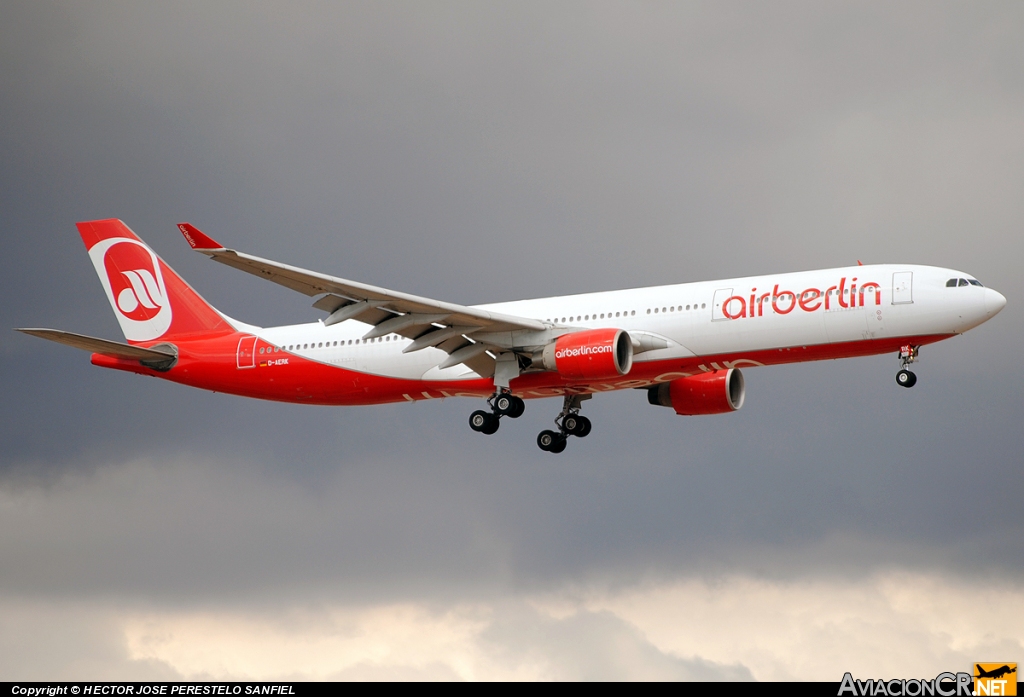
[468, 390, 525, 435]
[895, 345, 920, 388]
[896, 369, 917, 388]
[537, 394, 592, 453]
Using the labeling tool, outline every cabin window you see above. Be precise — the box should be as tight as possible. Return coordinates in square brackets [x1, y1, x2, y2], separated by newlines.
[969, 279, 983, 287]
[958, 278, 970, 287]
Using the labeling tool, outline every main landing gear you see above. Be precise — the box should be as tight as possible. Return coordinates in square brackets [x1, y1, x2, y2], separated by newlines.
[468, 390, 525, 435]
[537, 394, 592, 454]
[895, 345, 920, 388]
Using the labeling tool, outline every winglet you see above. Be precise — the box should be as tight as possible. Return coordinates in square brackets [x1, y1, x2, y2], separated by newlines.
[178, 223, 225, 251]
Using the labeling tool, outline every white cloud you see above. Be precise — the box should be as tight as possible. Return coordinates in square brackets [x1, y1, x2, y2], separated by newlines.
[550, 573, 1024, 680]
[2, 457, 1023, 680]
[3, 572, 1022, 680]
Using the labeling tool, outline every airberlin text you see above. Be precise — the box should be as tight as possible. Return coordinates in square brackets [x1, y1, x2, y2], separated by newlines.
[838, 672, 972, 696]
[555, 345, 613, 359]
[723, 277, 882, 320]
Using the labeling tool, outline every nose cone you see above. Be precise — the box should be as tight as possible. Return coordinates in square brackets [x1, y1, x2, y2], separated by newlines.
[986, 288, 1007, 316]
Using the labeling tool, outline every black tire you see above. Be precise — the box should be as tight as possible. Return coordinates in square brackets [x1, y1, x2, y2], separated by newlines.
[577, 416, 592, 438]
[896, 369, 917, 388]
[537, 430, 558, 451]
[508, 396, 526, 419]
[469, 410, 490, 431]
[481, 415, 500, 434]
[549, 436, 567, 453]
[494, 394, 514, 416]
[562, 414, 580, 434]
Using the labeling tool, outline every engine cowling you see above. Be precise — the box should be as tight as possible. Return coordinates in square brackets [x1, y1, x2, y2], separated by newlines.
[648, 369, 745, 415]
[538, 328, 633, 380]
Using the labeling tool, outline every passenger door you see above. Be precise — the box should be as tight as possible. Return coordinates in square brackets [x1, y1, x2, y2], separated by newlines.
[236, 335, 257, 369]
[892, 271, 914, 305]
[712, 288, 734, 321]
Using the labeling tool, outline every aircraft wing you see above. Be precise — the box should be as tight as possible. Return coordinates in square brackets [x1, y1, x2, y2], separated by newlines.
[15, 328, 177, 364]
[178, 224, 552, 376]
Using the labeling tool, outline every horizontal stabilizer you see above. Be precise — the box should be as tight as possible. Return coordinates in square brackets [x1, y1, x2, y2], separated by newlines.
[16, 328, 177, 364]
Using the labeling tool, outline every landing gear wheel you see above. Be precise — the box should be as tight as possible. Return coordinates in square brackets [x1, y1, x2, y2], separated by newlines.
[537, 430, 566, 452]
[509, 397, 525, 418]
[896, 369, 917, 388]
[470, 410, 499, 434]
[495, 394, 525, 418]
[562, 414, 592, 437]
[575, 416, 592, 438]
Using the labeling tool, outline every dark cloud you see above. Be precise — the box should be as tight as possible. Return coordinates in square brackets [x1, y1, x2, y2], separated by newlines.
[0, 0, 1022, 676]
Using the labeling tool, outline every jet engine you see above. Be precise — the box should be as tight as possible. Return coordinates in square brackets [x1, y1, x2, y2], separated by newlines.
[537, 328, 633, 380]
[647, 369, 745, 415]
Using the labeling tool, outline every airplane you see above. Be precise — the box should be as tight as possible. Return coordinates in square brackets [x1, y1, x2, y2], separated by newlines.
[17, 219, 1006, 454]
[975, 665, 1016, 680]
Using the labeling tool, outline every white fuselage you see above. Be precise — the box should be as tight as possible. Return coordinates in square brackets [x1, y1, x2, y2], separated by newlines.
[250, 264, 1004, 384]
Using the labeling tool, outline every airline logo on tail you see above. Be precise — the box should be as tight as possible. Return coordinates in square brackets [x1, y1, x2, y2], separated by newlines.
[87, 237, 173, 341]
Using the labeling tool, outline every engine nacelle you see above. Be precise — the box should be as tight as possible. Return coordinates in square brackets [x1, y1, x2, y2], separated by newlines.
[538, 328, 633, 380]
[648, 369, 745, 415]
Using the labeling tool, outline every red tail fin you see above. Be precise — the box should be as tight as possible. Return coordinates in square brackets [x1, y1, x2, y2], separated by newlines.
[78, 219, 235, 344]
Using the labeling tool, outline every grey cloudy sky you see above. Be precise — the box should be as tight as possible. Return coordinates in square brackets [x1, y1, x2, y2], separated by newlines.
[1, 1, 1022, 680]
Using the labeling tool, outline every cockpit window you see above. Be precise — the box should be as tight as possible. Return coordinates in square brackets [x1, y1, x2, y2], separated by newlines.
[946, 279, 958, 287]
[958, 278, 970, 287]
[968, 279, 983, 287]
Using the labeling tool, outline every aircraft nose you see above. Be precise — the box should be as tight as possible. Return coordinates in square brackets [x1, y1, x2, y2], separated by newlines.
[986, 288, 1007, 316]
